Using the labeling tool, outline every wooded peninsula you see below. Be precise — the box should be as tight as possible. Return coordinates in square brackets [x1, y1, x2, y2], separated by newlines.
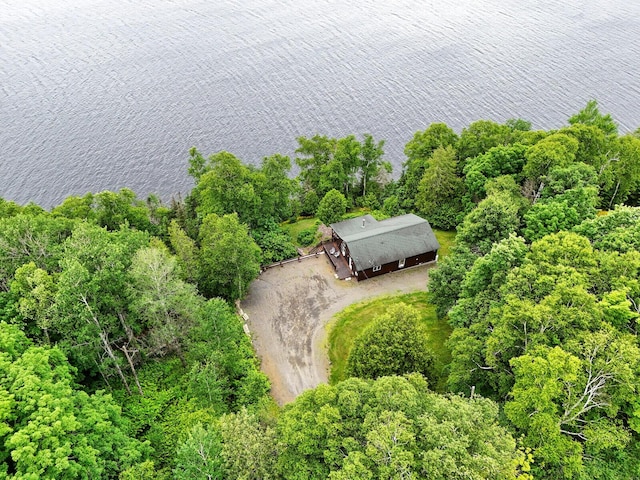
[1, 100, 640, 479]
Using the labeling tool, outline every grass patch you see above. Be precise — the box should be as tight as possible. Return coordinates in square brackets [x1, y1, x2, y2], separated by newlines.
[280, 217, 320, 246]
[433, 229, 456, 259]
[327, 291, 452, 391]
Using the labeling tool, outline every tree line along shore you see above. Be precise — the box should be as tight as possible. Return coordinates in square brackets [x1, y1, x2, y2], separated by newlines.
[1, 100, 640, 478]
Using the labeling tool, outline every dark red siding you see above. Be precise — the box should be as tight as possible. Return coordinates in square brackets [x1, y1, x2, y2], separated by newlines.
[354, 250, 437, 281]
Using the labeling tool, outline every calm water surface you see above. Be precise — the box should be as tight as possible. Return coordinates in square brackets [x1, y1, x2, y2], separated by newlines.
[1, 0, 639, 207]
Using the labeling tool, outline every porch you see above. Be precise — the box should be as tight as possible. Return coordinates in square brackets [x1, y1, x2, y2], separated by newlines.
[323, 241, 353, 280]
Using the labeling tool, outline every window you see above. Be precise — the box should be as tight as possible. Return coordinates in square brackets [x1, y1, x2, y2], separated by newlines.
[398, 258, 405, 268]
[373, 265, 381, 272]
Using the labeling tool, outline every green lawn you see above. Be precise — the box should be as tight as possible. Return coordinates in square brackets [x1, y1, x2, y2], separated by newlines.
[326, 291, 452, 391]
[280, 217, 320, 246]
[433, 229, 456, 259]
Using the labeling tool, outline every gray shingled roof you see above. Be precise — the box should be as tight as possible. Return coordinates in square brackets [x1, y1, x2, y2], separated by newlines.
[331, 214, 440, 272]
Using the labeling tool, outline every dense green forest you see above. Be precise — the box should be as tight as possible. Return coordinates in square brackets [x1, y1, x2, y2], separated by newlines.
[1, 100, 640, 478]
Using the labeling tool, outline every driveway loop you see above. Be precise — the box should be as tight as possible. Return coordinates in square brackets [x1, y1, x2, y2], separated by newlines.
[241, 254, 433, 405]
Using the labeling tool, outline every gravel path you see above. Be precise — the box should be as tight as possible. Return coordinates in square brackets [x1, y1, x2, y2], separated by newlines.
[240, 254, 432, 405]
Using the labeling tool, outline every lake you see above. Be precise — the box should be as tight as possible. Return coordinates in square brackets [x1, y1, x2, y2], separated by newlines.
[1, 0, 639, 208]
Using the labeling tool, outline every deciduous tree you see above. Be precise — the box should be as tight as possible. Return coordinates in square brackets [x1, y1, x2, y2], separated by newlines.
[0, 323, 148, 479]
[317, 189, 347, 226]
[568, 99, 618, 136]
[346, 304, 435, 381]
[198, 213, 261, 300]
[269, 375, 529, 480]
[456, 192, 521, 254]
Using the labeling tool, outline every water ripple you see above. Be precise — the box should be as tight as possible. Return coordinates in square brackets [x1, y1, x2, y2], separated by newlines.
[1, 0, 639, 207]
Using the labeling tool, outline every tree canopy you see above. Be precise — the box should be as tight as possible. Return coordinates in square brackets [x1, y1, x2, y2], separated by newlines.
[217, 375, 530, 480]
[1, 99, 639, 478]
[346, 304, 435, 381]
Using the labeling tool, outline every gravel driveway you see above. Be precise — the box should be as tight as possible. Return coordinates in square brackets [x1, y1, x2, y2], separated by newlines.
[240, 254, 432, 405]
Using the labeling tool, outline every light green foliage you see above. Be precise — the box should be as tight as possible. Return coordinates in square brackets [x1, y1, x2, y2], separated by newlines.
[129, 246, 200, 361]
[598, 134, 640, 208]
[359, 133, 389, 199]
[448, 234, 528, 329]
[573, 205, 640, 253]
[167, 220, 200, 283]
[52, 222, 149, 389]
[327, 135, 360, 197]
[568, 99, 618, 136]
[316, 189, 347, 226]
[506, 331, 640, 479]
[50, 190, 167, 237]
[457, 120, 514, 162]
[191, 149, 296, 228]
[0, 214, 74, 291]
[258, 154, 296, 222]
[187, 146, 208, 181]
[415, 145, 466, 229]
[0, 198, 23, 219]
[0, 323, 148, 479]
[523, 133, 579, 184]
[194, 151, 260, 226]
[94, 188, 155, 233]
[560, 123, 611, 168]
[400, 123, 458, 210]
[456, 191, 522, 254]
[267, 375, 527, 480]
[541, 163, 599, 198]
[174, 423, 223, 480]
[295, 134, 389, 206]
[445, 236, 529, 395]
[523, 133, 579, 188]
[525, 231, 597, 280]
[219, 408, 277, 480]
[592, 221, 640, 255]
[442, 224, 640, 477]
[198, 213, 261, 300]
[523, 187, 599, 242]
[10, 262, 56, 341]
[446, 232, 597, 396]
[19, 202, 46, 217]
[463, 144, 528, 201]
[345, 304, 435, 381]
[116, 298, 269, 471]
[190, 299, 270, 409]
[296, 134, 337, 197]
[505, 118, 532, 132]
[483, 273, 602, 396]
[119, 460, 159, 480]
[51, 193, 95, 221]
[404, 123, 459, 165]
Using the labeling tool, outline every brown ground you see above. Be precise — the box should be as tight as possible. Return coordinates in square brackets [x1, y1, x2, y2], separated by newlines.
[240, 254, 432, 405]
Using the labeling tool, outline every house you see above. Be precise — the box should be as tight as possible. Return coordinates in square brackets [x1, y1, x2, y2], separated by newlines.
[325, 213, 440, 280]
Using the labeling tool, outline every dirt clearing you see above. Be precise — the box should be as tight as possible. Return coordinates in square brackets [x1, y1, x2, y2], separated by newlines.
[240, 254, 432, 405]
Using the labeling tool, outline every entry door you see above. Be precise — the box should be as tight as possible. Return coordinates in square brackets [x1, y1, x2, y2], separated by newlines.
[398, 258, 405, 268]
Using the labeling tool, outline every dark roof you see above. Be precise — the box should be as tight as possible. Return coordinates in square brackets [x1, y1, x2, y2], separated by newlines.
[331, 214, 440, 271]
